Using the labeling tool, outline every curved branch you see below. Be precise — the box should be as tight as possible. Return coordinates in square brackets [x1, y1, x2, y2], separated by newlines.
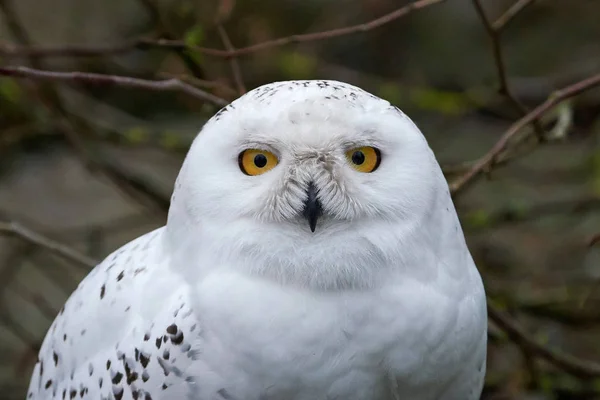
[0, 0, 445, 60]
[450, 73, 600, 196]
[488, 304, 600, 378]
[0, 221, 97, 269]
[0, 66, 229, 106]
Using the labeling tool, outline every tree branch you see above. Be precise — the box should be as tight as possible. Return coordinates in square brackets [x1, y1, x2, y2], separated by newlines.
[0, 0, 445, 60]
[0, 221, 98, 269]
[216, 23, 246, 95]
[493, 0, 539, 31]
[0, 39, 141, 58]
[450, 72, 600, 196]
[488, 304, 600, 378]
[0, 66, 229, 106]
[471, 0, 545, 139]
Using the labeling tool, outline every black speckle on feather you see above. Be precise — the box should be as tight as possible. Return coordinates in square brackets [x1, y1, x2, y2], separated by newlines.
[166, 324, 178, 334]
[111, 371, 123, 384]
[139, 352, 150, 368]
[170, 331, 184, 345]
[113, 385, 124, 400]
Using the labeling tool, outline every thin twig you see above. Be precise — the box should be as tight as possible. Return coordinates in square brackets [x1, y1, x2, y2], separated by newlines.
[0, 39, 141, 58]
[0, 66, 229, 106]
[216, 24, 246, 94]
[0, 0, 445, 60]
[160, 0, 445, 58]
[588, 233, 600, 247]
[450, 72, 600, 196]
[157, 72, 238, 96]
[0, 0, 101, 179]
[493, 0, 539, 31]
[137, 0, 208, 81]
[0, 1, 181, 219]
[471, 0, 545, 138]
[0, 221, 98, 269]
[488, 304, 600, 377]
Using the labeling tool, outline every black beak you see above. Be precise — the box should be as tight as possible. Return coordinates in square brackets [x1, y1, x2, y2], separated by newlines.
[302, 182, 323, 233]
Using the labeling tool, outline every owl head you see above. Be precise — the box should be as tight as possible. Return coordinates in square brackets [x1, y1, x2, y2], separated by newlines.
[166, 80, 466, 290]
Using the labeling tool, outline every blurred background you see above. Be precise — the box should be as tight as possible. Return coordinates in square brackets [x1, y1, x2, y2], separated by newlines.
[1, 0, 600, 398]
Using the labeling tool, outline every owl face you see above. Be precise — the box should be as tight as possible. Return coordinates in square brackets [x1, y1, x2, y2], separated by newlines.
[174, 81, 440, 232]
[167, 80, 451, 288]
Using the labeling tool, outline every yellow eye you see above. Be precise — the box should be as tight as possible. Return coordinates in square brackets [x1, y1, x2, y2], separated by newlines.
[238, 149, 279, 176]
[345, 146, 381, 173]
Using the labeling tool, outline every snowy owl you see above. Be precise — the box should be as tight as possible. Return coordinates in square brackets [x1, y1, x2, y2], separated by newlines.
[26, 80, 487, 400]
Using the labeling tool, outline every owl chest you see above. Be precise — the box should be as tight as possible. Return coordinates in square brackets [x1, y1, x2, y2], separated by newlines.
[188, 272, 464, 399]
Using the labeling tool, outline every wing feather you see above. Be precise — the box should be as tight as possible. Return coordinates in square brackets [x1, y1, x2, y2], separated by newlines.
[27, 228, 201, 399]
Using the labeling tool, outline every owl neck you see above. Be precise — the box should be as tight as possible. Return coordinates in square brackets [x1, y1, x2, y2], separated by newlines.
[165, 192, 468, 294]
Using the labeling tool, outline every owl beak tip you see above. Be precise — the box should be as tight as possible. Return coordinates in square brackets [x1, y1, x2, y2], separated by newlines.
[303, 182, 322, 233]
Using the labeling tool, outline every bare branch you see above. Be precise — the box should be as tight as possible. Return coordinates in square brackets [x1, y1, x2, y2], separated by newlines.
[488, 304, 600, 378]
[136, 0, 208, 81]
[216, 24, 246, 95]
[450, 72, 600, 196]
[0, 0, 445, 60]
[0, 40, 141, 58]
[471, 0, 545, 138]
[493, 0, 539, 31]
[0, 221, 97, 269]
[164, 0, 445, 58]
[0, 66, 229, 106]
[588, 233, 600, 247]
[157, 72, 238, 95]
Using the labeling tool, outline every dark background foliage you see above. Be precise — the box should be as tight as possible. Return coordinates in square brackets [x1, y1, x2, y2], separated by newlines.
[1, 0, 600, 398]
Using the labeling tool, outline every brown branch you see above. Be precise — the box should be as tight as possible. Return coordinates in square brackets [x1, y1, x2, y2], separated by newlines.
[450, 72, 600, 196]
[158, 0, 445, 58]
[493, 0, 539, 31]
[0, 0, 100, 183]
[0, 221, 98, 269]
[0, 66, 229, 106]
[137, 0, 207, 81]
[157, 72, 238, 96]
[471, 0, 545, 139]
[588, 233, 600, 247]
[0, 39, 141, 58]
[488, 304, 600, 378]
[0, 0, 445, 61]
[216, 24, 246, 95]
[0, 2, 182, 219]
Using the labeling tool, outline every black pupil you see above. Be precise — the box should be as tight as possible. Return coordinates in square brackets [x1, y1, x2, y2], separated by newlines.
[254, 154, 268, 168]
[351, 151, 365, 165]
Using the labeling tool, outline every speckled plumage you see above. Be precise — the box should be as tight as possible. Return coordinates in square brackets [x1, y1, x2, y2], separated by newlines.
[27, 80, 487, 400]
